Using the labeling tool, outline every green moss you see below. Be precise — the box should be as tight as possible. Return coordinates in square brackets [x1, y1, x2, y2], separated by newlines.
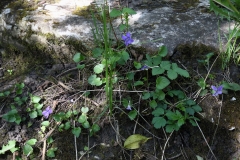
[6, 0, 37, 22]
[73, 5, 98, 18]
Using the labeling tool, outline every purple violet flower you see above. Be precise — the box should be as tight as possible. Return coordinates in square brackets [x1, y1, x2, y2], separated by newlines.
[211, 85, 223, 96]
[122, 32, 134, 46]
[140, 65, 149, 70]
[42, 106, 53, 119]
[126, 104, 132, 110]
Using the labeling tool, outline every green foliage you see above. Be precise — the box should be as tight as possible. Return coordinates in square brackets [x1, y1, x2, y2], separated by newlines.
[23, 139, 37, 156]
[210, 0, 240, 21]
[28, 95, 43, 119]
[151, 99, 201, 133]
[3, 108, 21, 124]
[128, 110, 138, 120]
[210, 0, 240, 68]
[47, 148, 58, 158]
[0, 140, 18, 154]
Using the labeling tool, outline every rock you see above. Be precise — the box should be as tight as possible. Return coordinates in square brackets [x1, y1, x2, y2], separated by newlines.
[0, 0, 231, 61]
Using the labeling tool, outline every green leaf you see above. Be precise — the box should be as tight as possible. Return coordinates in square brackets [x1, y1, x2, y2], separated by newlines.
[166, 110, 178, 120]
[126, 72, 135, 80]
[34, 103, 43, 110]
[158, 46, 168, 57]
[172, 63, 189, 77]
[152, 55, 162, 66]
[94, 64, 105, 74]
[119, 24, 127, 31]
[29, 111, 38, 119]
[186, 107, 195, 115]
[186, 99, 196, 106]
[23, 144, 33, 155]
[91, 124, 100, 133]
[92, 48, 103, 58]
[26, 139, 37, 146]
[134, 61, 141, 69]
[167, 69, 178, 80]
[149, 100, 157, 109]
[78, 114, 87, 123]
[196, 155, 204, 160]
[72, 127, 81, 138]
[152, 117, 166, 129]
[88, 75, 102, 86]
[77, 64, 85, 69]
[82, 121, 90, 129]
[47, 148, 58, 158]
[160, 61, 171, 70]
[64, 122, 71, 130]
[47, 137, 54, 144]
[124, 134, 150, 149]
[121, 51, 130, 63]
[81, 107, 89, 114]
[152, 67, 165, 75]
[122, 7, 137, 15]
[177, 118, 185, 127]
[156, 76, 170, 90]
[84, 146, 89, 151]
[128, 110, 138, 120]
[166, 124, 180, 132]
[110, 8, 122, 17]
[142, 92, 151, 100]
[192, 105, 202, 112]
[222, 82, 240, 91]
[53, 112, 66, 122]
[134, 81, 144, 86]
[31, 96, 41, 104]
[152, 107, 164, 116]
[152, 89, 165, 101]
[0, 140, 17, 154]
[73, 52, 85, 63]
[197, 78, 206, 89]
[41, 121, 50, 127]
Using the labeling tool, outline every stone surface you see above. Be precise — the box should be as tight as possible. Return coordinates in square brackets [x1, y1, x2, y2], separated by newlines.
[0, 0, 232, 61]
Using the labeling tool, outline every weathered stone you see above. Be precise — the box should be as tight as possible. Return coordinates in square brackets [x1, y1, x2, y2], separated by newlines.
[0, 0, 232, 60]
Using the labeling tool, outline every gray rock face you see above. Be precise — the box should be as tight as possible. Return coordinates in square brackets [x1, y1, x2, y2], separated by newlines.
[0, 0, 232, 60]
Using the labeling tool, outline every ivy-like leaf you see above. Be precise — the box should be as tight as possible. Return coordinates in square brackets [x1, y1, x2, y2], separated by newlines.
[72, 127, 81, 138]
[152, 67, 165, 76]
[142, 92, 151, 100]
[23, 144, 33, 155]
[92, 48, 103, 58]
[158, 46, 168, 57]
[152, 117, 166, 129]
[88, 75, 102, 86]
[128, 110, 137, 120]
[110, 8, 122, 17]
[73, 52, 85, 63]
[94, 64, 105, 74]
[122, 8, 137, 15]
[31, 96, 41, 104]
[149, 100, 157, 109]
[152, 107, 164, 116]
[47, 147, 58, 158]
[134, 81, 144, 86]
[156, 76, 170, 90]
[167, 69, 178, 80]
[26, 139, 37, 146]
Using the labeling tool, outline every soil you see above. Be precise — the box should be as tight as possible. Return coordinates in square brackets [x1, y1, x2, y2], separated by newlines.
[0, 41, 240, 160]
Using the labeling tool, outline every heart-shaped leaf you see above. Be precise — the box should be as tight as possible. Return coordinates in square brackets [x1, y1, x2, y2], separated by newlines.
[124, 134, 151, 149]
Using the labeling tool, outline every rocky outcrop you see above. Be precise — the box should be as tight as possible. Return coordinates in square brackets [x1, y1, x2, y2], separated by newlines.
[0, 0, 231, 60]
